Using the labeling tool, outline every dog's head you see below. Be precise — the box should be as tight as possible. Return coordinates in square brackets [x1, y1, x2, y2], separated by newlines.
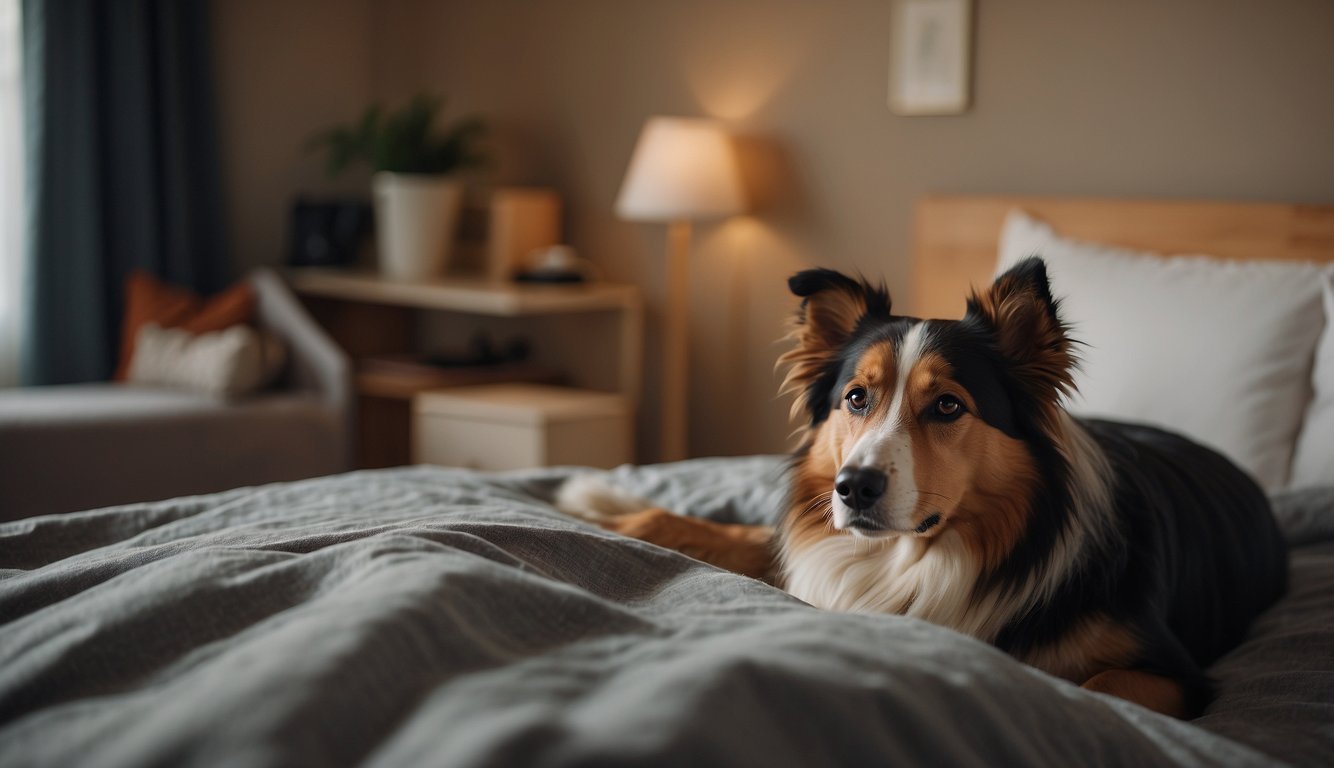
[780, 258, 1076, 543]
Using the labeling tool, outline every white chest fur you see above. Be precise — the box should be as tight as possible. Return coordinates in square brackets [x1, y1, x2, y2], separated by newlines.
[780, 531, 1007, 638]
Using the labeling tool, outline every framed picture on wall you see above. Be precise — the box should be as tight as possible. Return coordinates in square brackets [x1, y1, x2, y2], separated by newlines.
[888, 0, 973, 116]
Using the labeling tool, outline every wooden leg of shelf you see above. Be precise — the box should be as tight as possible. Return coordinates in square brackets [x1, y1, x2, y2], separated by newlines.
[357, 395, 412, 469]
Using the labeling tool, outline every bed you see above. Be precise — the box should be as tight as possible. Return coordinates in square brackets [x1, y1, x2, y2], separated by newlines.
[3, 197, 1333, 767]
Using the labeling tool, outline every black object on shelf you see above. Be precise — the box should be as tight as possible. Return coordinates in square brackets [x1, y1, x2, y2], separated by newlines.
[513, 271, 586, 284]
[288, 198, 372, 267]
[424, 333, 531, 368]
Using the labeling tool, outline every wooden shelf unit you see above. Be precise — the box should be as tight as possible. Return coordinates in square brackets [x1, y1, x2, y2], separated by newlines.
[288, 268, 641, 317]
[287, 268, 644, 468]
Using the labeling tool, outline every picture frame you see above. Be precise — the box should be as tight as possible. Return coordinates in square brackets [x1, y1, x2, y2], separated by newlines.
[888, 0, 973, 116]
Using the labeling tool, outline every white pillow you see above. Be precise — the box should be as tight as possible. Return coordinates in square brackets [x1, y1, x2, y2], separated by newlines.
[997, 210, 1327, 490]
[128, 323, 285, 398]
[1290, 274, 1334, 488]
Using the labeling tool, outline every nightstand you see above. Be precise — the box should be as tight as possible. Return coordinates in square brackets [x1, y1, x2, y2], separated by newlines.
[413, 383, 632, 470]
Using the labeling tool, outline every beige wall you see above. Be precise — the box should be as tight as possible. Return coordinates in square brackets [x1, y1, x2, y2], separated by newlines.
[214, 0, 1334, 462]
[212, 0, 377, 276]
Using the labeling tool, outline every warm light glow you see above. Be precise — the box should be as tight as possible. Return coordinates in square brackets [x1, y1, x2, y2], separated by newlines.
[706, 215, 770, 255]
[615, 117, 746, 222]
[679, 13, 815, 122]
[693, 74, 786, 122]
[699, 215, 799, 270]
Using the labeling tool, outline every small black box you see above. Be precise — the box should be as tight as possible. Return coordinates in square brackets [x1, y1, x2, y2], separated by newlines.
[288, 198, 372, 268]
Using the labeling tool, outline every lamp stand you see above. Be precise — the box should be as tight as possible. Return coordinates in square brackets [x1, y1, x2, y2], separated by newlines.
[661, 219, 692, 462]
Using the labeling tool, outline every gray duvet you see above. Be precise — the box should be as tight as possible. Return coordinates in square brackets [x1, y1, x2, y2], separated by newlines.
[1, 457, 1331, 767]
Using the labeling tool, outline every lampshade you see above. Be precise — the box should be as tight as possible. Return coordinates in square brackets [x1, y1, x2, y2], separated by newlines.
[615, 117, 745, 222]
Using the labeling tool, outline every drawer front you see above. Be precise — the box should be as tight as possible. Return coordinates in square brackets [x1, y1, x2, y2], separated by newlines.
[414, 412, 633, 471]
[414, 416, 542, 471]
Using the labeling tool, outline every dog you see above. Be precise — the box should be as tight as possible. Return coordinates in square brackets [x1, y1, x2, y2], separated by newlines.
[562, 258, 1288, 718]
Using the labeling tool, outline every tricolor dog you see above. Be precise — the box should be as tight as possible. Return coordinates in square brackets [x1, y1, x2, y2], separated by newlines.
[564, 258, 1287, 718]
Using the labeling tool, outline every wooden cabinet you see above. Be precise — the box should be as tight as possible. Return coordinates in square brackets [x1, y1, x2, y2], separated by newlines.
[288, 269, 642, 468]
[414, 384, 632, 471]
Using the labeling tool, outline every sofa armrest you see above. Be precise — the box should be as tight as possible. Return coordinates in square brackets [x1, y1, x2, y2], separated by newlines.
[250, 268, 353, 469]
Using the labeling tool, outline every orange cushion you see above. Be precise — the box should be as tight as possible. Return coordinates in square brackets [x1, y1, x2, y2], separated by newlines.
[115, 272, 256, 381]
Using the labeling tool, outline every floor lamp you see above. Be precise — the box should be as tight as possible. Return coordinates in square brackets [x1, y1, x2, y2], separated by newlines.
[615, 117, 745, 462]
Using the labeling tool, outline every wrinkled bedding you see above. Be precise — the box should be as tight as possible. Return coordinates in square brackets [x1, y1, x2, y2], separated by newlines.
[1, 458, 1331, 767]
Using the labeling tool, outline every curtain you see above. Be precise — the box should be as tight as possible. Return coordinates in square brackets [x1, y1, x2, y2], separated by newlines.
[0, 0, 23, 387]
[20, 0, 227, 385]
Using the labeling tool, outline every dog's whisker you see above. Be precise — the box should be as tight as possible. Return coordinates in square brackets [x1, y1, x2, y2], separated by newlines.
[916, 490, 955, 504]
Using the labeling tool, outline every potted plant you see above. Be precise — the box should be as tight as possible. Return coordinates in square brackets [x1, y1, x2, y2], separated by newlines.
[311, 95, 488, 280]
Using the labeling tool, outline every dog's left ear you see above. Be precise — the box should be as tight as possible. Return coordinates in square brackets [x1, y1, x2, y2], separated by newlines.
[965, 257, 1076, 403]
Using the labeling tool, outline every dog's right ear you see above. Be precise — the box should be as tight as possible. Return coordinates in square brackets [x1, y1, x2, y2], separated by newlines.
[779, 269, 892, 426]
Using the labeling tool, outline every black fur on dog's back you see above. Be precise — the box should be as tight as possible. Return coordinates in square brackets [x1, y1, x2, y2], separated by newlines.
[994, 418, 1288, 712]
[1093, 421, 1287, 662]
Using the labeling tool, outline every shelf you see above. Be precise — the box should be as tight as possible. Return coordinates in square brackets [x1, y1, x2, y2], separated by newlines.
[355, 357, 563, 400]
[287, 268, 640, 316]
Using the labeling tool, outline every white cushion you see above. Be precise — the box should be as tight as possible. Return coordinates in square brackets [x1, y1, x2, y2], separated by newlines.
[997, 210, 1327, 490]
[1291, 274, 1334, 488]
[128, 323, 285, 398]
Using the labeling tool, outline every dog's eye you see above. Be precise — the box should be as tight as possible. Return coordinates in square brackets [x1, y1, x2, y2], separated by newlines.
[846, 388, 869, 413]
[934, 395, 964, 420]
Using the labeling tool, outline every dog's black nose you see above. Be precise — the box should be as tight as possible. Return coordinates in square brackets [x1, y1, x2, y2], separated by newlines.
[835, 467, 887, 510]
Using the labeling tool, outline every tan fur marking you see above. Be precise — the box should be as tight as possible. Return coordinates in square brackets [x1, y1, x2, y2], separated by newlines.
[601, 509, 776, 582]
[784, 437, 841, 556]
[1022, 616, 1141, 682]
[898, 351, 1039, 568]
[853, 343, 896, 393]
[1082, 669, 1188, 719]
[945, 432, 1038, 570]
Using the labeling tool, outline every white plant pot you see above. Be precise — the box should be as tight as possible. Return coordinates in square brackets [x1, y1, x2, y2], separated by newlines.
[372, 172, 464, 281]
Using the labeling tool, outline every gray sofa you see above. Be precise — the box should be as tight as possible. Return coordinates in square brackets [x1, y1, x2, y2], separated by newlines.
[0, 270, 353, 521]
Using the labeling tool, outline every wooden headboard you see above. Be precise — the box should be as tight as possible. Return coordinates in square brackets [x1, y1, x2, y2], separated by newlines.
[910, 196, 1334, 319]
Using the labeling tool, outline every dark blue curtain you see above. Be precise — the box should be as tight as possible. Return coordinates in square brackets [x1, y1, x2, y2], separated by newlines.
[20, 0, 226, 384]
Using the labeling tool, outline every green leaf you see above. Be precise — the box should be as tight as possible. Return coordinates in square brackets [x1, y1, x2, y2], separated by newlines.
[307, 93, 489, 176]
